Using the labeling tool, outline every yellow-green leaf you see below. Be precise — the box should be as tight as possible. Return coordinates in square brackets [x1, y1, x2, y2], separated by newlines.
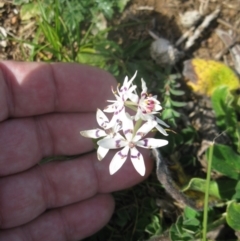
[183, 59, 239, 96]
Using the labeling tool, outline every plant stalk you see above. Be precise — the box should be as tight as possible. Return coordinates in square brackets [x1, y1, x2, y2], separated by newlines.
[202, 142, 214, 241]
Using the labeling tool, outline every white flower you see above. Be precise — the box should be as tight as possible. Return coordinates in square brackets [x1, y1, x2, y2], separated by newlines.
[80, 109, 121, 160]
[135, 79, 169, 136]
[118, 71, 138, 102]
[135, 78, 162, 118]
[97, 113, 168, 176]
[104, 71, 138, 127]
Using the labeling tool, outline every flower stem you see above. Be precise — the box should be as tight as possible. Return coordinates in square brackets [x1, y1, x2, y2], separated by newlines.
[125, 101, 138, 112]
[202, 142, 214, 241]
[133, 119, 142, 136]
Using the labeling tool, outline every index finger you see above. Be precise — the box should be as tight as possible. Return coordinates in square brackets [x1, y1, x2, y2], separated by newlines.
[0, 61, 116, 121]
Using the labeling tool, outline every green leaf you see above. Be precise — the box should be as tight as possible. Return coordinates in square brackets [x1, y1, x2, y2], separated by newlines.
[180, 126, 198, 145]
[169, 88, 185, 96]
[184, 206, 199, 219]
[183, 217, 200, 227]
[13, 0, 29, 5]
[182, 178, 220, 199]
[20, 3, 40, 20]
[76, 48, 107, 68]
[171, 100, 187, 107]
[227, 201, 240, 230]
[145, 215, 162, 235]
[172, 109, 181, 118]
[117, 0, 131, 12]
[182, 177, 240, 200]
[232, 181, 240, 199]
[218, 179, 240, 200]
[164, 99, 172, 108]
[169, 216, 195, 241]
[162, 109, 174, 119]
[162, 108, 180, 120]
[211, 86, 240, 153]
[208, 144, 240, 180]
[63, 1, 85, 31]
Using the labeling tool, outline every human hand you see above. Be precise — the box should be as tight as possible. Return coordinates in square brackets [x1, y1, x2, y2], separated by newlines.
[0, 62, 153, 241]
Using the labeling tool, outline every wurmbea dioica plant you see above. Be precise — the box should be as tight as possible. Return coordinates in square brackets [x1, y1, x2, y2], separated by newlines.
[80, 72, 169, 176]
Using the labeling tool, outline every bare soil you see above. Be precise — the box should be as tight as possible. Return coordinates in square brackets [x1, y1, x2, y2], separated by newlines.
[1, 0, 240, 65]
[121, 0, 240, 65]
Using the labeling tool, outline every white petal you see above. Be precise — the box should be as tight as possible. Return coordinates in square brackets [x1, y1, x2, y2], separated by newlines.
[97, 133, 126, 149]
[124, 86, 137, 101]
[154, 104, 162, 111]
[122, 113, 134, 141]
[130, 70, 138, 80]
[104, 103, 116, 113]
[107, 106, 125, 129]
[113, 120, 122, 133]
[122, 75, 129, 87]
[126, 71, 137, 89]
[156, 124, 168, 136]
[80, 129, 106, 138]
[119, 72, 138, 100]
[113, 103, 125, 117]
[97, 145, 109, 161]
[156, 117, 169, 127]
[141, 78, 147, 93]
[96, 109, 109, 129]
[136, 138, 168, 149]
[129, 93, 139, 103]
[128, 84, 137, 92]
[133, 120, 157, 142]
[130, 147, 145, 176]
[109, 146, 129, 175]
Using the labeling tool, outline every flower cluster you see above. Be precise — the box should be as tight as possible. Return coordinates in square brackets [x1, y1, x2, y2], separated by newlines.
[80, 72, 169, 176]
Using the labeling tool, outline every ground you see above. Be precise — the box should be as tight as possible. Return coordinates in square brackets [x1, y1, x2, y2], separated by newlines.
[1, 0, 240, 64]
[122, 0, 240, 64]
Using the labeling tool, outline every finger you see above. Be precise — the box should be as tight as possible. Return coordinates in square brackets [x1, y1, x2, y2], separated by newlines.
[0, 150, 153, 228]
[0, 194, 114, 241]
[0, 112, 155, 176]
[0, 113, 98, 176]
[0, 61, 116, 121]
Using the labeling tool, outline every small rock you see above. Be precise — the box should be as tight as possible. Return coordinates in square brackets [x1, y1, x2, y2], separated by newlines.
[13, 9, 19, 15]
[150, 38, 183, 66]
[11, 16, 18, 25]
[0, 27, 7, 38]
[180, 10, 202, 28]
[0, 40, 7, 48]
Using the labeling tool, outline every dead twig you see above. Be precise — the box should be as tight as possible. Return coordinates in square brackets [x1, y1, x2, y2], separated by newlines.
[217, 18, 240, 34]
[137, 6, 154, 11]
[152, 148, 201, 210]
[184, 8, 220, 50]
[216, 29, 240, 74]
